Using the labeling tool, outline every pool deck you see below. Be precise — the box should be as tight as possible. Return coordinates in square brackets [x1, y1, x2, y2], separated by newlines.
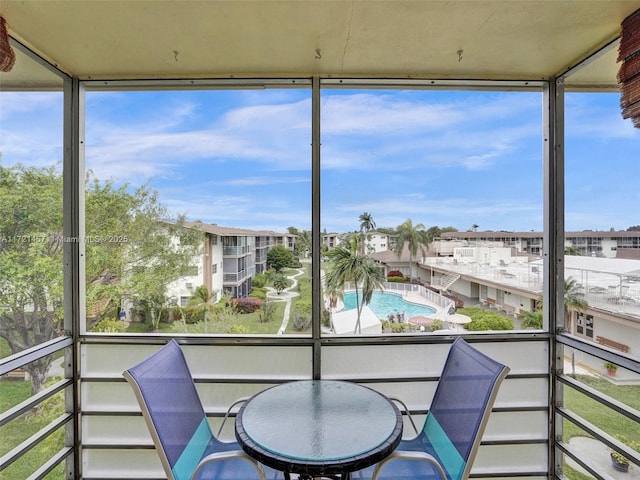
[401, 291, 442, 311]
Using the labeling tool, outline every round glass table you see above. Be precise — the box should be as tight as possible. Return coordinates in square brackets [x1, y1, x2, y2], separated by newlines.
[235, 380, 403, 480]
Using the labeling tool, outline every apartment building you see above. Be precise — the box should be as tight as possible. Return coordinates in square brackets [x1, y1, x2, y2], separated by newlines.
[167, 223, 296, 305]
[440, 230, 640, 258]
[362, 231, 394, 253]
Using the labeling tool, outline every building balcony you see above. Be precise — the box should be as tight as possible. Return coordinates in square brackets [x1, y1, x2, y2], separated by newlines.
[2, 333, 640, 479]
[223, 246, 252, 257]
[223, 270, 251, 284]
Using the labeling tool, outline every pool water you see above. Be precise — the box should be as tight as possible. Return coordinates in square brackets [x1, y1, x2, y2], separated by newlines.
[342, 291, 436, 319]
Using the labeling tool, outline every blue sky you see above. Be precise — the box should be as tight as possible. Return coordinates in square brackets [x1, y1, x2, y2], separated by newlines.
[1, 87, 639, 234]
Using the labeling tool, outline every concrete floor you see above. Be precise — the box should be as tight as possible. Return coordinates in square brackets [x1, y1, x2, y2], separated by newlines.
[567, 436, 639, 479]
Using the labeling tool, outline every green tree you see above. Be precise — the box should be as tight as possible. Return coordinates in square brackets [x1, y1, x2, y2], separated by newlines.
[359, 212, 376, 233]
[518, 277, 587, 331]
[0, 163, 63, 394]
[85, 178, 203, 330]
[518, 309, 543, 329]
[272, 273, 288, 294]
[214, 294, 239, 333]
[258, 297, 276, 323]
[460, 307, 514, 330]
[322, 283, 343, 332]
[267, 244, 293, 272]
[188, 285, 215, 330]
[324, 236, 384, 334]
[394, 219, 430, 279]
[0, 163, 202, 393]
[564, 276, 588, 331]
[357, 213, 377, 255]
[293, 229, 312, 259]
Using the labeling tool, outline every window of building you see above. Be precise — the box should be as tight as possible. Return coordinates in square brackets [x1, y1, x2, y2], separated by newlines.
[576, 312, 594, 339]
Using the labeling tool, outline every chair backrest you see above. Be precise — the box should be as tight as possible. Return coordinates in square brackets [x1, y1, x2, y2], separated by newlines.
[422, 338, 509, 480]
[123, 339, 220, 480]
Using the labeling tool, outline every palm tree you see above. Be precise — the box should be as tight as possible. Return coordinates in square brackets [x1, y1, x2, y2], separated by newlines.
[188, 285, 214, 329]
[358, 212, 376, 255]
[272, 272, 288, 294]
[394, 219, 430, 279]
[359, 212, 376, 233]
[294, 229, 312, 258]
[564, 276, 588, 332]
[322, 282, 343, 333]
[525, 276, 588, 332]
[324, 236, 384, 334]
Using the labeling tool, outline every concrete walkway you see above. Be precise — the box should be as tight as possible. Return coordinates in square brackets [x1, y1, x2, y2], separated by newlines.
[264, 268, 304, 334]
[567, 436, 639, 479]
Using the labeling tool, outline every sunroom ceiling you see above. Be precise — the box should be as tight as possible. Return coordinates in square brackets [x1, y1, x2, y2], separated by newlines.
[1, 0, 639, 90]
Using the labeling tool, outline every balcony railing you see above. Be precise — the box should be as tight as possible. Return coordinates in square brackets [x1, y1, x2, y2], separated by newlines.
[223, 270, 250, 283]
[3, 331, 639, 480]
[223, 246, 251, 256]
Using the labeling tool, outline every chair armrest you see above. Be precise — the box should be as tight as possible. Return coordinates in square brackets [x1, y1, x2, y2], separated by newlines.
[387, 397, 419, 436]
[191, 450, 266, 480]
[372, 450, 447, 480]
[217, 397, 250, 437]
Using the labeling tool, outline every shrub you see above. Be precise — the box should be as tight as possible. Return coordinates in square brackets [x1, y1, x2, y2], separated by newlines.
[91, 318, 127, 333]
[249, 287, 267, 300]
[297, 276, 311, 295]
[519, 309, 543, 329]
[252, 273, 268, 288]
[382, 321, 414, 333]
[232, 297, 262, 313]
[395, 322, 416, 333]
[387, 270, 403, 278]
[258, 299, 276, 323]
[293, 312, 311, 331]
[460, 307, 514, 331]
[181, 305, 204, 324]
[293, 297, 312, 315]
[386, 276, 406, 283]
[272, 273, 289, 294]
[227, 324, 249, 334]
[167, 306, 182, 322]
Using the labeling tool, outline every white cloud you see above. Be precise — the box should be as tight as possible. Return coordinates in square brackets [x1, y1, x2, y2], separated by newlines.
[226, 176, 309, 187]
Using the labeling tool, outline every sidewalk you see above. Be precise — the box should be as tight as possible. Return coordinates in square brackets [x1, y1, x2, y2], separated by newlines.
[567, 436, 639, 479]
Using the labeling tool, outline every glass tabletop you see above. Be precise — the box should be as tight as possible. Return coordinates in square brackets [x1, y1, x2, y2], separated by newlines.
[235, 380, 402, 474]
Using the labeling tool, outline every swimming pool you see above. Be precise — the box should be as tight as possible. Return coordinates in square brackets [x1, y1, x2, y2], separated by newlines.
[342, 291, 436, 319]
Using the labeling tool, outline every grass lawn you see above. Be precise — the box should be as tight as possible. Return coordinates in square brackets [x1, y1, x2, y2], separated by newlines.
[126, 300, 287, 334]
[563, 374, 640, 444]
[0, 380, 66, 480]
[561, 374, 640, 479]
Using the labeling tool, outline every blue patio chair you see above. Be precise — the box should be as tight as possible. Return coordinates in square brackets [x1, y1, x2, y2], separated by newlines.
[123, 339, 274, 480]
[356, 337, 509, 480]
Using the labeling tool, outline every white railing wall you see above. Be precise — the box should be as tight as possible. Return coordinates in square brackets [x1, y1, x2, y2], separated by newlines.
[79, 336, 549, 480]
